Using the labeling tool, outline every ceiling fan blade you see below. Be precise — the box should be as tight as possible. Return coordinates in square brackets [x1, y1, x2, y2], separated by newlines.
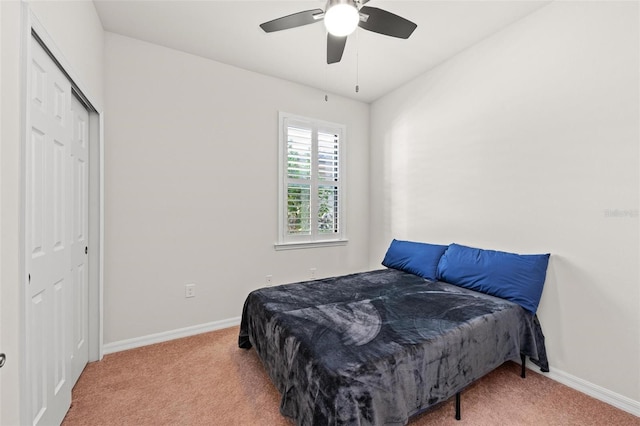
[260, 9, 324, 33]
[358, 6, 417, 39]
[327, 34, 347, 64]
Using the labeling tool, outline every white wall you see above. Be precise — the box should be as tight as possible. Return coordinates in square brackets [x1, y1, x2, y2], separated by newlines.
[0, 1, 104, 424]
[103, 33, 371, 344]
[0, 3, 3, 423]
[0, 2, 22, 424]
[370, 1, 639, 403]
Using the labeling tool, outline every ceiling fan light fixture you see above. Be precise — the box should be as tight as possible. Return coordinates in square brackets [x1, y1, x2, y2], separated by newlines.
[324, 0, 359, 37]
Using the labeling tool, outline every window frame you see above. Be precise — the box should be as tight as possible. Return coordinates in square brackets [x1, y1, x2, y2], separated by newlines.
[275, 112, 348, 250]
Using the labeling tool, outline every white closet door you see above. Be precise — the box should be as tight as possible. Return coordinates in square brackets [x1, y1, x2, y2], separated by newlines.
[69, 94, 89, 386]
[26, 38, 73, 426]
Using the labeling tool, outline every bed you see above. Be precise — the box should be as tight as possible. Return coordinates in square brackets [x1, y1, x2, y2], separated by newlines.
[238, 242, 550, 425]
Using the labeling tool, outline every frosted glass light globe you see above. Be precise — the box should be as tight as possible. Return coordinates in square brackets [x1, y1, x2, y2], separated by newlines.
[324, 3, 359, 37]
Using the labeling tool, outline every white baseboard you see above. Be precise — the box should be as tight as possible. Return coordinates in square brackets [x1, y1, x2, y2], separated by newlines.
[102, 316, 241, 355]
[103, 322, 639, 418]
[526, 361, 640, 417]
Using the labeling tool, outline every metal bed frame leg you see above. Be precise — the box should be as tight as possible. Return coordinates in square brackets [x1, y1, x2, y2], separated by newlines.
[453, 355, 526, 421]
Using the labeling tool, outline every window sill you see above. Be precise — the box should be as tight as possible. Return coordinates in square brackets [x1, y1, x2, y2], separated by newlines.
[274, 239, 349, 251]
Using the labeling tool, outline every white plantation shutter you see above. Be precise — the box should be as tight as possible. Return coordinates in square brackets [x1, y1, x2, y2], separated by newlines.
[317, 130, 339, 235]
[287, 126, 312, 180]
[287, 184, 311, 235]
[286, 126, 312, 235]
[278, 113, 346, 247]
[318, 131, 339, 182]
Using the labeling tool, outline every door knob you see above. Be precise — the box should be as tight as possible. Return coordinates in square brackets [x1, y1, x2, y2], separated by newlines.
[0, 353, 6, 368]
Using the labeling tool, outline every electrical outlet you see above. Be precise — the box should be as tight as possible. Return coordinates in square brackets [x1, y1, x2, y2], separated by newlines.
[266, 275, 273, 286]
[310, 268, 317, 279]
[185, 283, 196, 298]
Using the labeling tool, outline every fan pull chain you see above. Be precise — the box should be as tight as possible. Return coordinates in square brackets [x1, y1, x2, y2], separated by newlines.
[355, 29, 360, 93]
[325, 52, 329, 102]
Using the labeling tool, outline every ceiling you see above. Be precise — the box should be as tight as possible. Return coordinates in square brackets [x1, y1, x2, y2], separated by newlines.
[93, 1, 551, 103]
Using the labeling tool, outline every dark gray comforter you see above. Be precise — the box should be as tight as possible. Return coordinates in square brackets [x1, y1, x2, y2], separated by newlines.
[239, 269, 548, 425]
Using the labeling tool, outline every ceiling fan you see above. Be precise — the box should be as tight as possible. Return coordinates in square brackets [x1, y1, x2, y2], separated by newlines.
[260, 0, 417, 64]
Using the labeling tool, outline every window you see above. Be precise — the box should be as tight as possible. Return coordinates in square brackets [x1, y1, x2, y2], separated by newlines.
[277, 112, 346, 249]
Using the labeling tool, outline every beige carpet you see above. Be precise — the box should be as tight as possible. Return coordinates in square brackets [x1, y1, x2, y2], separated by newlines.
[62, 326, 639, 425]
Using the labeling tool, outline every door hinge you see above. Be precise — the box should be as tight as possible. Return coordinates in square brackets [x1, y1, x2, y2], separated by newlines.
[85, 246, 88, 255]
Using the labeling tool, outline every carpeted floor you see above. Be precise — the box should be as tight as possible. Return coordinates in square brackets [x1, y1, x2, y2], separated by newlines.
[62, 326, 639, 425]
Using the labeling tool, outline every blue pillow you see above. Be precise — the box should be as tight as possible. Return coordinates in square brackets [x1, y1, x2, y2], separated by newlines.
[382, 239, 448, 281]
[436, 243, 550, 313]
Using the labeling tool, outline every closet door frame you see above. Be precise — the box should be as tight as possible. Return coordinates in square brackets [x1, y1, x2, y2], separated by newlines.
[19, 7, 104, 423]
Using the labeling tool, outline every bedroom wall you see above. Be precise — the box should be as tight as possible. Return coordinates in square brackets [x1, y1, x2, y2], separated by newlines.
[103, 33, 370, 345]
[370, 1, 639, 406]
[0, 1, 104, 424]
[0, 3, 20, 423]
